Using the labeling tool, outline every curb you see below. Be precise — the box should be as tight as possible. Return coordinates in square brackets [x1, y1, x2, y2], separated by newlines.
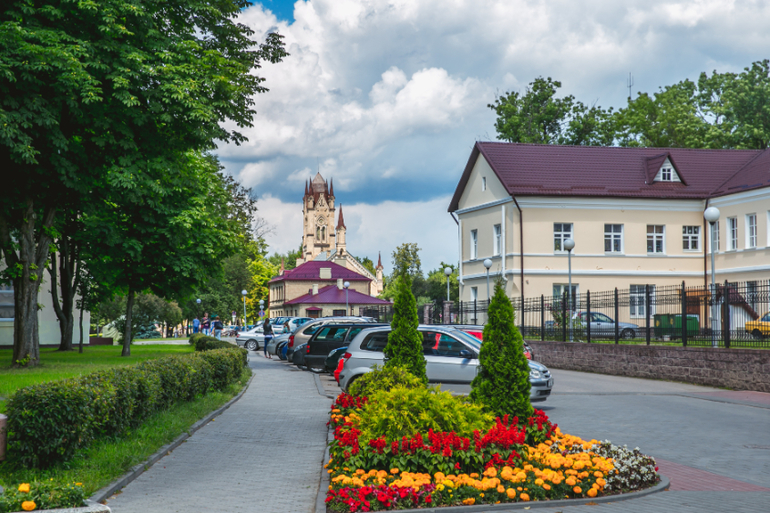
[89, 371, 255, 505]
[315, 422, 336, 513]
[14, 501, 111, 513]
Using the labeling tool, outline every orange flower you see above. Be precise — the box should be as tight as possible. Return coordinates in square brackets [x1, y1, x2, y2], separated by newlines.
[565, 477, 577, 486]
[390, 468, 399, 474]
[506, 488, 516, 499]
[497, 485, 505, 493]
[22, 501, 36, 511]
[18, 483, 30, 493]
[520, 493, 530, 501]
[587, 488, 598, 498]
[573, 486, 582, 494]
[462, 498, 476, 505]
[543, 484, 552, 491]
[594, 471, 604, 478]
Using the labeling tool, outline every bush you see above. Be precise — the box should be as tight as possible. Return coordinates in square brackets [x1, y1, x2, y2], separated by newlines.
[383, 272, 427, 384]
[470, 280, 533, 420]
[6, 348, 245, 469]
[0, 480, 86, 512]
[347, 364, 425, 397]
[189, 332, 206, 346]
[193, 335, 232, 352]
[358, 386, 493, 442]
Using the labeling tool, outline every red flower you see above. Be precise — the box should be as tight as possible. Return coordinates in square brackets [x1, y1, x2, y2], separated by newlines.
[455, 462, 461, 470]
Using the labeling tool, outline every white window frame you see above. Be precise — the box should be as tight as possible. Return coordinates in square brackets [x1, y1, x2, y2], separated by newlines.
[630, 284, 655, 318]
[710, 220, 720, 252]
[661, 168, 672, 181]
[554, 223, 573, 253]
[470, 286, 478, 302]
[682, 226, 700, 252]
[481, 177, 487, 191]
[470, 229, 478, 259]
[604, 224, 624, 253]
[493, 224, 502, 256]
[728, 217, 738, 250]
[646, 225, 665, 254]
[746, 214, 757, 248]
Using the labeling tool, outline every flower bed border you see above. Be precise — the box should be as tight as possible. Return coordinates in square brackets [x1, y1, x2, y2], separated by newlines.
[315, 423, 670, 513]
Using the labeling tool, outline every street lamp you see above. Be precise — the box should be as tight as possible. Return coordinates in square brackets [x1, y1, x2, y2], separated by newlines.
[704, 207, 720, 348]
[444, 267, 452, 302]
[483, 259, 492, 300]
[564, 238, 575, 342]
[344, 281, 350, 315]
[241, 289, 248, 327]
[258, 299, 265, 321]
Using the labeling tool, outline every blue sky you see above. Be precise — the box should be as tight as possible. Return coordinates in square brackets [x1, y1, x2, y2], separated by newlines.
[219, 1, 770, 274]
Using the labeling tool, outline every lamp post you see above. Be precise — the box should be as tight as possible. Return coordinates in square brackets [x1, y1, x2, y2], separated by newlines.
[241, 290, 248, 327]
[564, 238, 575, 342]
[704, 207, 720, 348]
[195, 299, 201, 335]
[258, 299, 265, 321]
[483, 259, 492, 300]
[344, 281, 350, 315]
[444, 267, 452, 302]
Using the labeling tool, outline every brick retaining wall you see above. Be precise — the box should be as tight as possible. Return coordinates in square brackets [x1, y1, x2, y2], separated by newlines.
[526, 341, 770, 393]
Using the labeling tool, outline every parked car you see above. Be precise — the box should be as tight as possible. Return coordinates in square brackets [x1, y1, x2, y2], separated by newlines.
[305, 323, 387, 371]
[286, 316, 377, 358]
[292, 343, 307, 368]
[337, 325, 553, 402]
[452, 325, 534, 360]
[746, 312, 770, 339]
[577, 312, 638, 339]
[325, 346, 348, 373]
[276, 340, 289, 360]
[266, 330, 292, 355]
[236, 326, 265, 351]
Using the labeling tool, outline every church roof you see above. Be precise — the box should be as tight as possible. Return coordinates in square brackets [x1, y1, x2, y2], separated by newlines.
[337, 204, 346, 229]
[311, 172, 327, 193]
[269, 260, 370, 284]
[285, 285, 391, 306]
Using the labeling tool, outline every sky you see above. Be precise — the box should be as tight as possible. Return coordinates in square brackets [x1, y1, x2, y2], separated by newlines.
[217, 0, 770, 275]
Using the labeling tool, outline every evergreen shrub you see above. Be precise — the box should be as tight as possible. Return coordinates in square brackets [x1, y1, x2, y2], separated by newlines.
[383, 272, 427, 383]
[470, 280, 534, 420]
[6, 348, 245, 468]
[188, 332, 206, 346]
[192, 335, 231, 351]
[347, 364, 425, 397]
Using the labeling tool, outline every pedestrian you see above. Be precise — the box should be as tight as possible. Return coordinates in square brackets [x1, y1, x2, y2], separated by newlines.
[193, 316, 200, 334]
[202, 313, 210, 335]
[263, 319, 273, 358]
[213, 316, 224, 340]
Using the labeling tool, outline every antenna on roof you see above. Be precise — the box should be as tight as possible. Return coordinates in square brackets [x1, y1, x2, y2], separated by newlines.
[627, 72, 634, 100]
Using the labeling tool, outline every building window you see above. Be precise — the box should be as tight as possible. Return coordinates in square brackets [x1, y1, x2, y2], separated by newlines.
[682, 226, 700, 251]
[482, 177, 487, 191]
[470, 229, 478, 259]
[493, 224, 502, 256]
[661, 168, 672, 181]
[630, 284, 655, 318]
[604, 224, 623, 253]
[746, 214, 757, 248]
[0, 283, 13, 320]
[333, 309, 346, 317]
[554, 223, 573, 252]
[646, 225, 664, 254]
[470, 287, 478, 302]
[552, 284, 579, 310]
[711, 221, 720, 252]
[728, 217, 738, 250]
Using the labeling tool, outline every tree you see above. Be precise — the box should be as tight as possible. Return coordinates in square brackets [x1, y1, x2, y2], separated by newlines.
[356, 256, 377, 276]
[425, 263, 459, 305]
[489, 77, 615, 146]
[383, 268, 427, 384]
[245, 255, 277, 322]
[268, 244, 302, 271]
[722, 59, 770, 149]
[470, 280, 533, 420]
[0, 0, 287, 365]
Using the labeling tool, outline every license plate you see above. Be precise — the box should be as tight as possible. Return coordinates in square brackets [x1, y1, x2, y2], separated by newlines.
[547, 379, 553, 387]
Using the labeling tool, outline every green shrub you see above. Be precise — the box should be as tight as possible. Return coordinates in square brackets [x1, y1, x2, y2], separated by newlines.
[193, 335, 231, 352]
[358, 386, 493, 442]
[0, 480, 87, 512]
[470, 280, 533, 419]
[383, 272, 427, 384]
[189, 332, 206, 346]
[6, 347, 246, 468]
[347, 364, 425, 397]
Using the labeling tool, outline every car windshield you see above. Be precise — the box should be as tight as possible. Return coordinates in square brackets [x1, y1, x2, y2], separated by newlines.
[450, 329, 483, 349]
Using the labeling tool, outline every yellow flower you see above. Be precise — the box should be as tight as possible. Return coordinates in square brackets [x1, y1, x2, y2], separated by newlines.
[22, 501, 36, 511]
[18, 483, 30, 493]
[520, 493, 530, 501]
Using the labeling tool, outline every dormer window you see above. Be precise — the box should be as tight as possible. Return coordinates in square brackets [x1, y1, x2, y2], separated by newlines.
[653, 158, 681, 183]
[661, 167, 672, 181]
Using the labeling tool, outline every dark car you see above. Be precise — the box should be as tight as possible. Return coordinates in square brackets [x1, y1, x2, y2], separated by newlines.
[292, 343, 307, 367]
[324, 346, 348, 373]
[304, 323, 386, 371]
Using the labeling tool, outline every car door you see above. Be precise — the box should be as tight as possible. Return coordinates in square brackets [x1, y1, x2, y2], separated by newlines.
[592, 312, 614, 337]
[421, 331, 477, 384]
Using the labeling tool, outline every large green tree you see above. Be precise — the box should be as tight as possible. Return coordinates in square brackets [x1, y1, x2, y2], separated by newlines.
[383, 267, 427, 384]
[0, 0, 286, 365]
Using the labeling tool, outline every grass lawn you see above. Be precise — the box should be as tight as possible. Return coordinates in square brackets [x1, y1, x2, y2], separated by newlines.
[0, 366, 252, 496]
[0, 344, 194, 413]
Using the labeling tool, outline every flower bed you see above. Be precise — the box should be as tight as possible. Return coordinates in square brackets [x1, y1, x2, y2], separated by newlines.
[0, 481, 86, 512]
[325, 393, 659, 512]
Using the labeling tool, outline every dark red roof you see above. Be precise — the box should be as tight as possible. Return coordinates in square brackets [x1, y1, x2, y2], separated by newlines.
[337, 204, 346, 229]
[448, 142, 768, 211]
[269, 260, 370, 284]
[285, 285, 391, 306]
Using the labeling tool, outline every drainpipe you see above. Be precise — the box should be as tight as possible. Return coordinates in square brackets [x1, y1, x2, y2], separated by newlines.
[501, 204, 508, 282]
[510, 196, 524, 305]
[452, 213, 464, 302]
[703, 199, 709, 288]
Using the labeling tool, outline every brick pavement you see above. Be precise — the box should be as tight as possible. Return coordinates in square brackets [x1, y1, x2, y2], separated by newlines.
[106, 353, 332, 513]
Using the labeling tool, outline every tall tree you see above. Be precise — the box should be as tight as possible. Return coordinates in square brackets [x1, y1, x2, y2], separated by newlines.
[383, 269, 427, 384]
[722, 59, 770, 149]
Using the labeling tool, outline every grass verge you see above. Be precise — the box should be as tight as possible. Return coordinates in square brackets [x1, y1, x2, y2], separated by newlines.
[0, 365, 252, 496]
[0, 345, 195, 413]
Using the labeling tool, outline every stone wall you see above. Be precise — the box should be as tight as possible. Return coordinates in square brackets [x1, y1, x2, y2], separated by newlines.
[526, 341, 770, 393]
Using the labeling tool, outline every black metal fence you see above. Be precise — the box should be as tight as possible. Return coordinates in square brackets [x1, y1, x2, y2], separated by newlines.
[360, 280, 770, 348]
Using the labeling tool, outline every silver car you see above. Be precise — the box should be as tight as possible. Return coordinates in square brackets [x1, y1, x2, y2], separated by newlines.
[338, 325, 553, 402]
[285, 316, 376, 355]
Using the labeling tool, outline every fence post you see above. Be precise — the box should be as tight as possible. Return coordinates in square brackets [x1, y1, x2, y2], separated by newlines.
[473, 299, 477, 325]
[521, 297, 525, 333]
[562, 291, 568, 342]
[586, 290, 591, 344]
[681, 280, 687, 347]
[614, 287, 619, 344]
[723, 280, 731, 349]
[540, 294, 545, 341]
[645, 284, 651, 345]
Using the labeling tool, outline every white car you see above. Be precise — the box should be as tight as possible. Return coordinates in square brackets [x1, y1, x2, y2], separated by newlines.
[337, 325, 553, 402]
[236, 324, 265, 351]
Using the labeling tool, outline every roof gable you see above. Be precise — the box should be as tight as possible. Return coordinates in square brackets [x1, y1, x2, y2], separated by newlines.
[269, 260, 371, 283]
[646, 153, 685, 184]
[284, 284, 391, 305]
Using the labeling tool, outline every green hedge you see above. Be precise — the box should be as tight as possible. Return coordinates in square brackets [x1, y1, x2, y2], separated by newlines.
[192, 335, 234, 352]
[6, 348, 247, 469]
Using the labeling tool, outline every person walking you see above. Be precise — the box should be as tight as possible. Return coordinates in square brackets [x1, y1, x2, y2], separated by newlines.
[202, 314, 210, 336]
[213, 316, 224, 340]
[263, 319, 273, 358]
[193, 317, 201, 334]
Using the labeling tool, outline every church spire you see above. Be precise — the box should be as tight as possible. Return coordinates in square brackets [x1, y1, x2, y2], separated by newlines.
[329, 178, 334, 197]
[337, 204, 346, 229]
[377, 252, 383, 269]
[304, 180, 308, 197]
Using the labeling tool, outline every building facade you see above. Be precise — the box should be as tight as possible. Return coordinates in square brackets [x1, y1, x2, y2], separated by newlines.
[449, 143, 770, 308]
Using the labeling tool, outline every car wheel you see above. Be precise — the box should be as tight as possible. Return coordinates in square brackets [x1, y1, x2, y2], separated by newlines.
[245, 339, 257, 351]
[752, 329, 764, 340]
[621, 328, 635, 340]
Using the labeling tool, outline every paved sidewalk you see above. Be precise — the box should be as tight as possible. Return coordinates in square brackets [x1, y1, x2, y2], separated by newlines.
[106, 354, 332, 513]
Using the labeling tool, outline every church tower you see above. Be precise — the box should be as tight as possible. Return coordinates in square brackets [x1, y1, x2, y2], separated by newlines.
[300, 172, 336, 262]
[335, 204, 346, 256]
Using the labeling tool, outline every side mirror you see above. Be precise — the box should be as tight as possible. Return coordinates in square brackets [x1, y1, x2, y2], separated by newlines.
[458, 349, 475, 359]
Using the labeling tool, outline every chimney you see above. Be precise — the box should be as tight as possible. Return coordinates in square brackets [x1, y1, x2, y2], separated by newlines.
[312, 284, 319, 295]
[337, 278, 343, 289]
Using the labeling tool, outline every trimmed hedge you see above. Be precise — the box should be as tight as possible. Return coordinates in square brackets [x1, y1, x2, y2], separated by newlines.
[6, 348, 247, 469]
[193, 335, 234, 352]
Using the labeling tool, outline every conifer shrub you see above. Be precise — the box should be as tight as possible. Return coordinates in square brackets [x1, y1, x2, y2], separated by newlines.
[347, 364, 425, 397]
[383, 272, 427, 384]
[470, 280, 533, 420]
